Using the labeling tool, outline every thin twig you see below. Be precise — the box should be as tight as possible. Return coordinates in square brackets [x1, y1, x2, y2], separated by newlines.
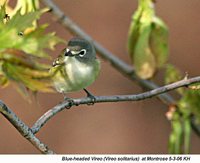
[42, 0, 175, 106]
[41, 0, 200, 137]
[0, 101, 55, 154]
[31, 76, 200, 134]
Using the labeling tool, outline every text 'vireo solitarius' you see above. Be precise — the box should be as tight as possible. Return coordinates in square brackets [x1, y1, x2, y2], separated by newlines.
[50, 38, 100, 99]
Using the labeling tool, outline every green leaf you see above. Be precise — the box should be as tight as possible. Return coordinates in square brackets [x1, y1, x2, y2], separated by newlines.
[0, 8, 63, 58]
[6, 9, 41, 32]
[0, 3, 6, 24]
[127, 0, 143, 60]
[165, 64, 182, 84]
[134, 25, 156, 79]
[183, 118, 191, 154]
[168, 112, 182, 154]
[11, 0, 43, 33]
[178, 90, 200, 123]
[0, 9, 41, 51]
[171, 89, 200, 154]
[0, 75, 8, 87]
[15, 24, 63, 58]
[0, 4, 63, 96]
[0, 51, 50, 70]
[13, 0, 40, 15]
[150, 17, 169, 67]
[165, 64, 183, 94]
[127, 0, 169, 79]
[1, 61, 53, 92]
[128, 0, 156, 79]
[128, 0, 154, 60]
[188, 83, 200, 90]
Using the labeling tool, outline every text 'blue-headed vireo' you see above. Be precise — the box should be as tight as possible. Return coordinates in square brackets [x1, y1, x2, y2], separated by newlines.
[50, 38, 100, 99]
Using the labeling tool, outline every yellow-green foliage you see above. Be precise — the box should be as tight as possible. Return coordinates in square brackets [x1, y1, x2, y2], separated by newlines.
[0, 2, 63, 94]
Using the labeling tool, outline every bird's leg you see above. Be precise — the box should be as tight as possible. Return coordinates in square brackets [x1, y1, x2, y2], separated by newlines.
[83, 88, 96, 105]
[62, 92, 74, 109]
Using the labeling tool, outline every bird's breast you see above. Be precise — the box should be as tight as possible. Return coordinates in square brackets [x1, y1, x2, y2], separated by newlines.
[51, 57, 100, 93]
[64, 58, 94, 83]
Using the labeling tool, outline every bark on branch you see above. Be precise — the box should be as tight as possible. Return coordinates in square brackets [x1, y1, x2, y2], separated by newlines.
[41, 0, 175, 106]
[31, 76, 200, 134]
[0, 101, 55, 154]
[40, 0, 200, 135]
[1, 1, 200, 154]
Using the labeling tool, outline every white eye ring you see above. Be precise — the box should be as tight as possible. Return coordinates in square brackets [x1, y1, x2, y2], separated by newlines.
[78, 49, 87, 57]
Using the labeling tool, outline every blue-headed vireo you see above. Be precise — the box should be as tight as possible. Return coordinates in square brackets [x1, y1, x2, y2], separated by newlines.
[50, 38, 100, 99]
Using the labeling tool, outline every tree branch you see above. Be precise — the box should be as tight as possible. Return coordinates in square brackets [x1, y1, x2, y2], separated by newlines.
[1, 0, 199, 154]
[41, 0, 200, 136]
[0, 100, 55, 154]
[42, 0, 175, 106]
[31, 76, 200, 134]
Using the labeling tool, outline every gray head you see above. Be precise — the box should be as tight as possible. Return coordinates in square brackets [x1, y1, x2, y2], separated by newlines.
[64, 38, 96, 63]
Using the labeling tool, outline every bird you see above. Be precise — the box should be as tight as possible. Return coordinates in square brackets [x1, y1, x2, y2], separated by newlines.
[49, 38, 100, 101]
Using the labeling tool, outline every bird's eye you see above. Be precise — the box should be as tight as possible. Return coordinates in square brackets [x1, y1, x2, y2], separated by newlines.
[78, 49, 86, 57]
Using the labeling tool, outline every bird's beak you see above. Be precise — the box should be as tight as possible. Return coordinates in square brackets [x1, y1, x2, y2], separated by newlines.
[64, 48, 74, 57]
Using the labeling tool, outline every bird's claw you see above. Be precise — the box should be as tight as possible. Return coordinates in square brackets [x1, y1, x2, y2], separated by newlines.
[83, 88, 96, 105]
[64, 98, 74, 109]
[87, 95, 96, 105]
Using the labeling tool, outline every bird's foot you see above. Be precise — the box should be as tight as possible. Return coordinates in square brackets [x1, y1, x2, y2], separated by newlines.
[83, 88, 96, 105]
[64, 96, 74, 109]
